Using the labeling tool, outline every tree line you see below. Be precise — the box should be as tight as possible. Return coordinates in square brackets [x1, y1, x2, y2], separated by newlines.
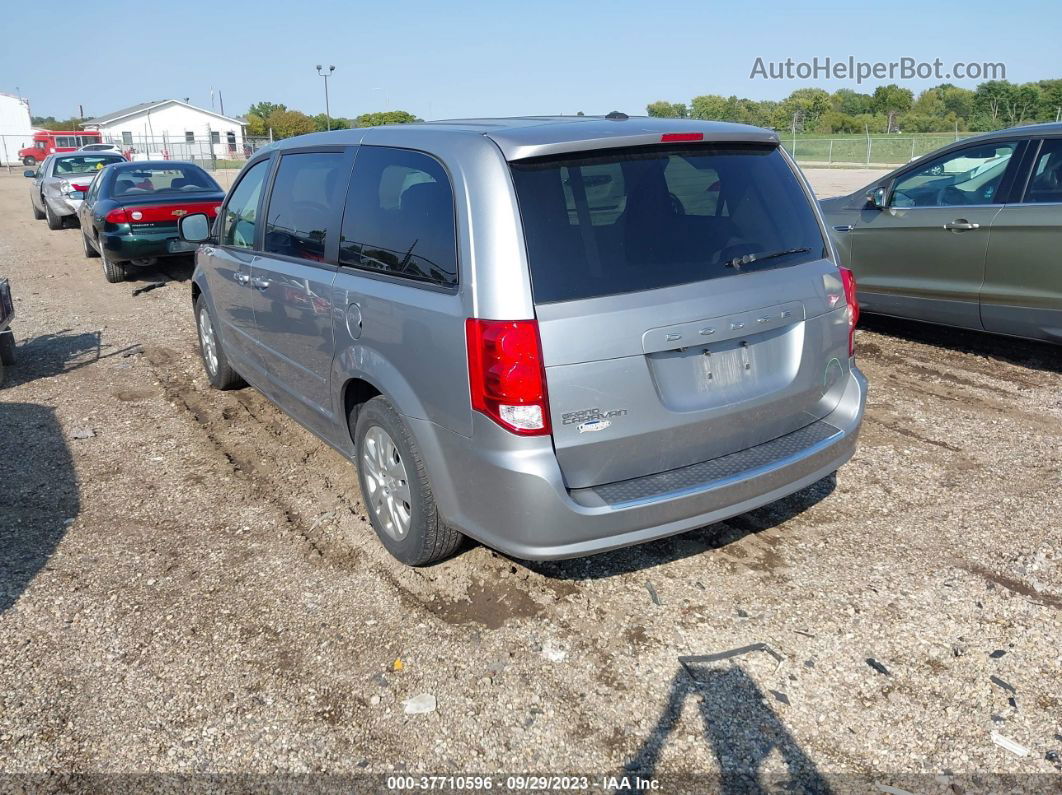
[647, 79, 1062, 134]
[244, 102, 419, 139]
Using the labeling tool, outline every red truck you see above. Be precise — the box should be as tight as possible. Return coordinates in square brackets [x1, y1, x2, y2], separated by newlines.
[18, 130, 103, 166]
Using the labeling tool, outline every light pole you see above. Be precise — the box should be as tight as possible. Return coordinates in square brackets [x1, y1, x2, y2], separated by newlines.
[316, 65, 336, 130]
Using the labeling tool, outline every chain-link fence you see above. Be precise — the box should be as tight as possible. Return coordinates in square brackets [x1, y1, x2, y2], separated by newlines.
[780, 133, 976, 167]
[4, 130, 983, 177]
[1, 133, 275, 173]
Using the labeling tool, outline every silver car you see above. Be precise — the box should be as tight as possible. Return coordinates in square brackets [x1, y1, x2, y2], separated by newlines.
[26, 152, 126, 229]
[179, 116, 866, 565]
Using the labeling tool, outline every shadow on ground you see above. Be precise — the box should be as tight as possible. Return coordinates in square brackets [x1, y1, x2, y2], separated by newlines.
[621, 663, 830, 793]
[527, 474, 835, 581]
[0, 403, 79, 613]
[860, 314, 1061, 375]
[1, 329, 141, 388]
[126, 256, 195, 285]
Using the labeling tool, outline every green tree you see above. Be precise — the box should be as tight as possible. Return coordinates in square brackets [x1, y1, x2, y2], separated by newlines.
[1005, 83, 1042, 125]
[646, 100, 688, 118]
[1038, 79, 1062, 120]
[30, 116, 87, 130]
[934, 84, 976, 121]
[973, 80, 1015, 126]
[780, 88, 831, 131]
[831, 89, 874, 116]
[245, 113, 268, 137]
[354, 110, 418, 127]
[311, 113, 351, 131]
[265, 109, 316, 139]
[248, 101, 287, 119]
[872, 84, 913, 114]
[689, 94, 729, 120]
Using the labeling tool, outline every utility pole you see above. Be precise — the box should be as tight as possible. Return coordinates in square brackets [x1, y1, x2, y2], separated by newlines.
[316, 65, 336, 130]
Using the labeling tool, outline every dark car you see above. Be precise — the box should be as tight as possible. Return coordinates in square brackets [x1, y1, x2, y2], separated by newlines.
[820, 123, 1062, 344]
[77, 161, 225, 283]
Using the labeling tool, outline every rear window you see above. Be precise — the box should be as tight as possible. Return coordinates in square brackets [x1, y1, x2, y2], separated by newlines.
[510, 144, 826, 303]
[53, 155, 124, 175]
[112, 165, 220, 196]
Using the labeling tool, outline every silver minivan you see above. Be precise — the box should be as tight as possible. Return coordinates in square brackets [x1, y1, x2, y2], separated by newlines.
[179, 116, 866, 565]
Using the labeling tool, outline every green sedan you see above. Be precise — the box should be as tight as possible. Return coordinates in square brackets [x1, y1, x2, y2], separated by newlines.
[819, 123, 1062, 345]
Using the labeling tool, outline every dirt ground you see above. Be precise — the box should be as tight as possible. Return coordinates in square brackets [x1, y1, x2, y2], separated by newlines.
[0, 168, 1059, 790]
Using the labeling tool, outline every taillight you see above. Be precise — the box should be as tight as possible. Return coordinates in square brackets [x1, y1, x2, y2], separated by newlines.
[466, 318, 551, 436]
[105, 203, 220, 224]
[71, 184, 89, 192]
[839, 266, 859, 356]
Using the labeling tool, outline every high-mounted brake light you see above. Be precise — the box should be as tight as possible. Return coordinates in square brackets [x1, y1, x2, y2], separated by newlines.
[839, 266, 859, 356]
[660, 132, 704, 142]
[466, 318, 551, 436]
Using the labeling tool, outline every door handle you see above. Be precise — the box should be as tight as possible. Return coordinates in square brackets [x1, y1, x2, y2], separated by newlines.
[833, 224, 854, 232]
[251, 277, 271, 290]
[233, 272, 250, 285]
[202, 246, 215, 256]
[944, 220, 980, 231]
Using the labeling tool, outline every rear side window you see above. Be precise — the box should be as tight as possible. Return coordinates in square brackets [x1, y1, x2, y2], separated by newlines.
[1024, 139, 1062, 204]
[339, 146, 458, 288]
[263, 152, 348, 262]
[220, 159, 269, 249]
[510, 144, 826, 303]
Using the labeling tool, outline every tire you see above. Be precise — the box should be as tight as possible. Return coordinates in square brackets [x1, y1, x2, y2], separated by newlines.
[0, 331, 15, 366]
[194, 295, 244, 390]
[101, 251, 128, 283]
[23, 156, 36, 166]
[45, 202, 63, 230]
[31, 200, 44, 220]
[82, 231, 100, 258]
[353, 396, 463, 566]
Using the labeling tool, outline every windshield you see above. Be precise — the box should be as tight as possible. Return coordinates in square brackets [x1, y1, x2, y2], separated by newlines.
[509, 144, 826, 303]
[112, 165, 221, 197]
[52, 155, 124, 175]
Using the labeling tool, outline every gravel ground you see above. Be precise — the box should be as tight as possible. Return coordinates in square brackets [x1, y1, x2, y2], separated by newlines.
[0, 168, 1059, 791]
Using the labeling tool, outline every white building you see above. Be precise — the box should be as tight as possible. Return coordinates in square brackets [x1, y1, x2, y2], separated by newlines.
[0, 92, 34, 166]
[83, 99, 246, 161]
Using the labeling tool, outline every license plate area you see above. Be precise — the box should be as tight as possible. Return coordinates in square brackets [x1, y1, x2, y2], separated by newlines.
[647, 323, 801, 412]
[166, 238, 197, 253]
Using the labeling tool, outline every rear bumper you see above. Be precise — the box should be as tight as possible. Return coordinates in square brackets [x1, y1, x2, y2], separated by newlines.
[410, 366, 867, 560]
[102, 229, 189, 261]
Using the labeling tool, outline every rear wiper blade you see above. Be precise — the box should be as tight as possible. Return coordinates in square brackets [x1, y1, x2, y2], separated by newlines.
[725, 247, 810, 270]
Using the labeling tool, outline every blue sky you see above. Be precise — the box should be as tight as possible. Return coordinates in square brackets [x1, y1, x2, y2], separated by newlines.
[4, 0, 1060, 120]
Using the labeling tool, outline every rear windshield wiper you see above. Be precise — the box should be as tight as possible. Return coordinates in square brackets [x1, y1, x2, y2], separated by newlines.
[725, 247, 810, 270]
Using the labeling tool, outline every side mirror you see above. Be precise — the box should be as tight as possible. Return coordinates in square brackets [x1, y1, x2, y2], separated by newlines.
[179, 213, 211, 243]
[69, 190, 85, 201]
[865, 186, 888, 209]
[23, 169, 36, 178]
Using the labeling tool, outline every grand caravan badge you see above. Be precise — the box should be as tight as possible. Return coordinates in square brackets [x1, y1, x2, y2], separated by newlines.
[562, 407, 628, 433]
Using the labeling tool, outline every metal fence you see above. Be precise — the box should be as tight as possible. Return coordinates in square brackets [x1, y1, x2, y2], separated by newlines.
[0, 133, 274, 172]
[3, 131, 982, 175]
[780, 133, 976, 167]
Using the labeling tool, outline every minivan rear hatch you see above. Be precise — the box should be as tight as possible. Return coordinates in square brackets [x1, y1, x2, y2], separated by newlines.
[509, 142, 851, 489]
